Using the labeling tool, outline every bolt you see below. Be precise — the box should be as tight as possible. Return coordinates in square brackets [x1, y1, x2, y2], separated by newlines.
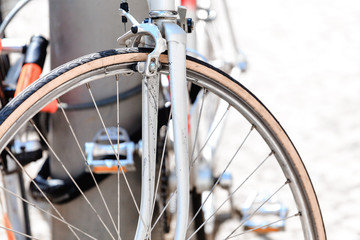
[120, 1, 129, 23]
[131, 26, 138, 34]
[136, 62, 145, 73]
[149, 61, 157, 73]
[187, 18, 194, 33]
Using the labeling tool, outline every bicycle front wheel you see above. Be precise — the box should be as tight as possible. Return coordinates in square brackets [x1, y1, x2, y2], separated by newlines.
[0, 48, 325, 239]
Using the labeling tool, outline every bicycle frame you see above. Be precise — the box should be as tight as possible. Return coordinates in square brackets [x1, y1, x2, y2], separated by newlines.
[120, 1, 191, 239]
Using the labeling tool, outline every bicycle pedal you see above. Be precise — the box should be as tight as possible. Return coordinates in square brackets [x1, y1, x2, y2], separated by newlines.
[237, 61, 247, 73]
[241, 192, 288, 234]
[85, 127, 137, 174]
[194, 164, 233, 193]
[217, 172, 233, 189]
[9, 127, 43, 168]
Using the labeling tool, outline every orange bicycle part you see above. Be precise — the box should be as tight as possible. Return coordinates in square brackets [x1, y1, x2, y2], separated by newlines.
[14, 63, 58, 113]
[3, 213, 15, 240]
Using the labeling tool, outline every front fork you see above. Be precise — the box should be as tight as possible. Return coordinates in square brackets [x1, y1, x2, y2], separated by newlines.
[132, 23, 189, 239]
[135, 73, 160, 240]
[164, 23, 189, 240]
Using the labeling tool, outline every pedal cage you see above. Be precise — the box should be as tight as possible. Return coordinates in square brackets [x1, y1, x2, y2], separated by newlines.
[5, 124, 43, 173]
[85, 127, 137, 174]
[241, 192, 288, 234]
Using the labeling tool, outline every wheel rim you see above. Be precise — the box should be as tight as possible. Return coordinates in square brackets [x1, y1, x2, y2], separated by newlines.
[0, 55, 323, 239]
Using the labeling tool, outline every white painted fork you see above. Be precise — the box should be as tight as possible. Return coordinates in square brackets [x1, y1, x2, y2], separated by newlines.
[164, 22, 189, 240]
[118, 9, 190, 239]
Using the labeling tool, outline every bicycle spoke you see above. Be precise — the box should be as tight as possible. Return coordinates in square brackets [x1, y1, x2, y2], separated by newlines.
[187, 151, 274, 240]
[149, 110, 172, 235]
[116, 74, 121, 240]
[30, 120, 116, 240]
[228, 212, 301, 238]
[151, 109, 172, 207]
[4, 148, 81, 240]
[57, 98, 120, 239]
[187, 125, 254, 229]
[0, 224, 40, 240]
[151, 190, 177, 232]
[225, 180, 290, 239]
[190, 89, 207, 161]
[0, 185, 97, 240]
[190, 103, 230, 167]
[86, 83, 147, 229]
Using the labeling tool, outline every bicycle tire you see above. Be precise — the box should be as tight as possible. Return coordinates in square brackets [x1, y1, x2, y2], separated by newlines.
[0, 48, 325, 239]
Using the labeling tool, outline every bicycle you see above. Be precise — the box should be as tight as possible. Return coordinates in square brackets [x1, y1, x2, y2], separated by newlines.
[191, 0, 247, 76]
[0, 0, 326, 239]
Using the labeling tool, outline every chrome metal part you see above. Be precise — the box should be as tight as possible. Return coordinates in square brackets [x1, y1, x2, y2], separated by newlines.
[178, 6, 187, 30]
[136, 62, 146, 74]
[1, 38, 26, 53]
[85, 127, 136, 173]
[149, 10, 177, 19]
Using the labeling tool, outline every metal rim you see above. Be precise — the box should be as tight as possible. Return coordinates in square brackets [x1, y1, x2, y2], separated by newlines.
[0, 60, 320, 239]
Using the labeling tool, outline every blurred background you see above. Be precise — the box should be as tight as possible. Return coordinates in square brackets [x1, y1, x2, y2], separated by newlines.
[2, 0, 360, 239]
[228, 1, 360, 239]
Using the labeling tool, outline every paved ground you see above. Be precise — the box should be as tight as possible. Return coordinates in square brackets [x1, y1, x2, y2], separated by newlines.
[3, 0, 360, 239]
[228, 1, 360, 239]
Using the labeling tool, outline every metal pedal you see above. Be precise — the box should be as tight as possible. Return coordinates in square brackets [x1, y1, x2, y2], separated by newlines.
[7, 125, 43, 172]
[85, 127, 138, 174]
[241, 192, 288, 234]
